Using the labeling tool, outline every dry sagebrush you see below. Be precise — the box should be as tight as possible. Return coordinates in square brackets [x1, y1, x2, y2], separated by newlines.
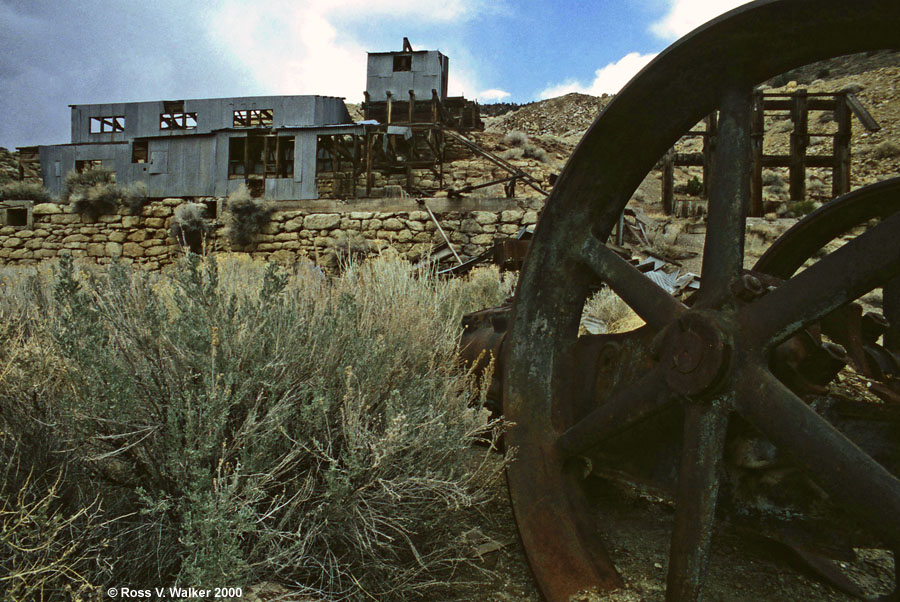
[0, 254, 511, 601]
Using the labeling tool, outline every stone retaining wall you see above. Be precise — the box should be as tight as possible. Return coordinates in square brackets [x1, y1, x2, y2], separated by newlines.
[0, 197, 543, 269]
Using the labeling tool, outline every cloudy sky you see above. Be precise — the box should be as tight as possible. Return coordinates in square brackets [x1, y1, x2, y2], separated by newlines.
[0, 0, 750, 149]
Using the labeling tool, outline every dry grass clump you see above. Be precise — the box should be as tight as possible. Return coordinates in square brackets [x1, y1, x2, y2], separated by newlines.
[0, 180, 52, 203]
[0, 254, 510, 600]
[871, 140, 900, 159]
[581, 287, 643, 334]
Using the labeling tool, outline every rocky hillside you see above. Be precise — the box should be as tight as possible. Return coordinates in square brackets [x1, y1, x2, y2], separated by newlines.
[0, 148, 19, 183]
[484, 92, 612, 139]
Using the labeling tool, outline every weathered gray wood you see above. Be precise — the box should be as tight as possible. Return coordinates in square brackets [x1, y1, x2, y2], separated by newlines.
[833, 94, 852, 197]
[789, 89, 808, 201]
[750, 90, 765, 217]
[662, 147, 675, 215]
[846, 93, 881, 132]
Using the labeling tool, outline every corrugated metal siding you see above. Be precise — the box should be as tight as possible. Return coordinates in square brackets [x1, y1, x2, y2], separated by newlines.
[366, 51, 446, 100]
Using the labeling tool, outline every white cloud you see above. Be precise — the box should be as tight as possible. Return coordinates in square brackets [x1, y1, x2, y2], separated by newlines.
[650, 0, 752, 40]
[477, 89, 511, 102]
[206, 0, 498, 102]
[539, 52, 657, 99]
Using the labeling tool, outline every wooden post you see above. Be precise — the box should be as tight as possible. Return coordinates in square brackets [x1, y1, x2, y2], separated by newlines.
[662, 147, 676, 215]
[275, 135, 282, 177]
[386, 91, 393, 125]
[365, 132, 374, 196]
[332, 136, 339, 197]
[352, 135, 361, 198]
[363, 91, 370, 120]
[749, 90, 765, 216]
[431, 89, 439, 123]
[243, 135, 250, 178]
[833, 92, 852, 197]
[789, 88, 808, 202]
[408, 90, 415, 123]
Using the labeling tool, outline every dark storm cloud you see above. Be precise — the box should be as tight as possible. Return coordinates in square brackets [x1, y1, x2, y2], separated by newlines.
[0, 0, 259, 149]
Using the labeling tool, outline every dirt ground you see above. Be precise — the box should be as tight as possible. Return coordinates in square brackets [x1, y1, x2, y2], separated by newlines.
[465, 470, 895, 602]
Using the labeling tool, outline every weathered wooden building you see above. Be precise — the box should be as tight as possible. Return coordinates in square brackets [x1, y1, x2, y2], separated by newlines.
[34, 95, 361, 200]
[26, 39, 489, 202]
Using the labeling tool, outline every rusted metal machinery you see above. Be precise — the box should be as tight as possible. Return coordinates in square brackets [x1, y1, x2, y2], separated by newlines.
[468, 2, 900, 601]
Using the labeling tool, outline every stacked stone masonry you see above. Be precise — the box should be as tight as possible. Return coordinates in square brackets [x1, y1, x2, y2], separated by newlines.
[0, 198, 542, 269]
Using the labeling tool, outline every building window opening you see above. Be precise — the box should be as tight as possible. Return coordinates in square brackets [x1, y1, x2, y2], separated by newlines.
[316, 135, 356, 174]
[89, 116, 125, 134]
[317, 136, 334, 173]
[160, 112, 197, 130]
[265, 136, 294, 177]
[393, 55, 412, 72]
[233, 109, 273, 128]
[6, 207, 28, 227]
[228, 138, 246, 177]
[229, 135, 293, 178]
[76, 159, 104, 173]
[132, 140, 149, 163]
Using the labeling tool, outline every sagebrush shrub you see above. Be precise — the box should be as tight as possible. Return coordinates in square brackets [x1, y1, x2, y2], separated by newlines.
[122, 181, 150, 214]
[0, 180, 51, 202]
[66, 168, 119, 218]
[0, 254, 512, 600]
[225, 184, 272, 246]
[501, 130, 550, 163]
[170, 202, 212, 253]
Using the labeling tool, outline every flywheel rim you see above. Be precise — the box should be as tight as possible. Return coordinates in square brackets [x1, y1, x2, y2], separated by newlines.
[502, 2, 900, 601]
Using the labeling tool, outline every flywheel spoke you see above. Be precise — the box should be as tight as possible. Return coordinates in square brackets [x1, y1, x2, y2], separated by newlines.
[885, 275, 900, 352]
[697, 84, 753, 307]
[556, 365, 671, 457]
[578, 234, 686, 330]
[736, 364, 900, 546]
[666, 400, 729, 602]
[742, 211, 900, 349]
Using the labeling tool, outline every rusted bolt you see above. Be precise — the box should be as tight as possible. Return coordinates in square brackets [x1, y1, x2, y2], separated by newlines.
[731, 273, 765, 301]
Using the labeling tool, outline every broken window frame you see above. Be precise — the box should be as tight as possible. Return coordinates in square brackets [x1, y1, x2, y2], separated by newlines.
[232, 109, 274, 128]
[132, 140, 149, 163]
[159, 112, 198, 130]
[89, 116, 125, 134]
[393, 55, 412, 72]
[228, 134, 293, 179]
[76, 159, 104, 173]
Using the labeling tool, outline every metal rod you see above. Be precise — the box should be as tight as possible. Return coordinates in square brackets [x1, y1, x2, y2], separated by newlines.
[424, 202, 463, 265]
